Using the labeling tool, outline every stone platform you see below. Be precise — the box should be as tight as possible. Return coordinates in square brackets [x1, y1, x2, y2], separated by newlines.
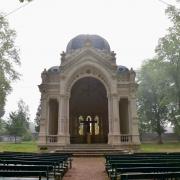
[55, 144, 128, 156]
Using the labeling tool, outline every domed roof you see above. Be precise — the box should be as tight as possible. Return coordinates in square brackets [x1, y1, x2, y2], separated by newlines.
[48, 66, 60, 74]
[117, 65, 129, 74]
[66, 34, 110, 53]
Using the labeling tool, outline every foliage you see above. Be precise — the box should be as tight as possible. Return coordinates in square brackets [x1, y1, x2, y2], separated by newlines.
[155, 5, 180, 133]
[138, 5, 180, 139]
[0, 118, 6, 135]
[6, 100, 30, 143]
[34, 103, 41, 133]
[0, 14, 20, 118]
[137, 59, 170, 143]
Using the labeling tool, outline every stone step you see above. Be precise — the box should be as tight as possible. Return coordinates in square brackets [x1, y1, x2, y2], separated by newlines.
[55, 146, 125, 156]
[54, 143, 128, 156]
[64, 144, 114, 149]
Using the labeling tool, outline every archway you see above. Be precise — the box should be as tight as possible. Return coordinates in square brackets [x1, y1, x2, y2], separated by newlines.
[69, 77, 108, 144]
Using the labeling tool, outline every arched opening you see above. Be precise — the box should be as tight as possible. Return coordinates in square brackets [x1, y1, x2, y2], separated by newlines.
[49, 99, 59, 135]
[69, 77, 108, 144]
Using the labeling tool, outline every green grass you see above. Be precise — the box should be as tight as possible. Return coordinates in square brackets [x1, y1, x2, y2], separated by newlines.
[0, 141, 180, 153]
[140, 142, 180, 152]
[0, 141, 38, 152]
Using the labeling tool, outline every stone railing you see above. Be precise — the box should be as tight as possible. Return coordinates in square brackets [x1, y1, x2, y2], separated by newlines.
[120, 134, 140, 145]
[46, 135, 58, 143]
[120, 134, 132, 144]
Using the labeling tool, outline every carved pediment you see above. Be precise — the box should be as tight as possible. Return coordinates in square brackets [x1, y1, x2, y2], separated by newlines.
[61, 48, 115, 73]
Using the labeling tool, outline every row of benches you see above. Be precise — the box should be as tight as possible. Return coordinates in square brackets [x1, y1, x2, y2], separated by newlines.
[0, 151, 72, 180]
[105, 152, 180, 180]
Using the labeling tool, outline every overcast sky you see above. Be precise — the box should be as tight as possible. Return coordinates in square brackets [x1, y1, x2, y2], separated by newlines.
[1, 0, 179, 121]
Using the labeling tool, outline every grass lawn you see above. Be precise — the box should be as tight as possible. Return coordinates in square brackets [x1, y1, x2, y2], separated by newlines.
[0, 141, 38, 152]
[140, 142, 180, 152]
[0, 141, 180, 153]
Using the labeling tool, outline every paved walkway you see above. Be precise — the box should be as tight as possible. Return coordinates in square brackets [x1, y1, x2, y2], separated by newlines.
[63, 157, 109, 180]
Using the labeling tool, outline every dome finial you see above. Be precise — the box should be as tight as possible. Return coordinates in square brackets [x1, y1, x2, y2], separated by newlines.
[84, 38, 92, 47]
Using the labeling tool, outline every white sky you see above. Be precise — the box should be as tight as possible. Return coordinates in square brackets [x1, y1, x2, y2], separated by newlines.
[1, 0, 179, 122]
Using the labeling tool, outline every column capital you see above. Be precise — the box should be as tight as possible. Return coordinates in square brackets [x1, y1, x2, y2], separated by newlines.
[59, 94, 70, 100]
[119, 96, 130, 101]
[110, 93, 118, 98]
[59, 94, 66, 98]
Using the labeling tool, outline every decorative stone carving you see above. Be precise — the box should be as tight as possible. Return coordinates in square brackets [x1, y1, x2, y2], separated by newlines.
[130, 68, 136, 82]
[60, 51, 66, 63]
[41, 69, 47, 83]
[111, 51, 116, 61]
[84, 39, 92, 47]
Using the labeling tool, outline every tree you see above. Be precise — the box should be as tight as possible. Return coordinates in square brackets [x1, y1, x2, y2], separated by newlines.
[137, 59, 170, 143]
[0, 14, 20, 118]
[155, 5, 180, 133]
[34, 103, 41, 133]
[6, 100, 30, 143]
[0, 118, 6, 135]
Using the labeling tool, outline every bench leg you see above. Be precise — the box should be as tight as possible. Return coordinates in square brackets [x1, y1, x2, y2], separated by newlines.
[39, 176, 41, 180]
[55, 175, 61, 180]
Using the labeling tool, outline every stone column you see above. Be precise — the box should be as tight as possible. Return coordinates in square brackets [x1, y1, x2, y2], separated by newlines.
[128, 99, 132, 135]
[109, 94, 121, 145]
[107, 94, 113, 144]
[129, 98, 140, 145]
[112, 95, 120, 134]
[65, 94, 70, 144]
[57, 94, 66, 145]
[38, 94, 48, 145]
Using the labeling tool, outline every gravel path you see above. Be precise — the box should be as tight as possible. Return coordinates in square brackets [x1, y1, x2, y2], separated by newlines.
[63, 157, 109, 180]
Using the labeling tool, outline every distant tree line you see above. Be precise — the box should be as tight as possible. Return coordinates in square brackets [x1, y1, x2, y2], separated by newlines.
[137, 5, 180, 143]
[0, 100, 32, 143]
[0, 14, 32, 143]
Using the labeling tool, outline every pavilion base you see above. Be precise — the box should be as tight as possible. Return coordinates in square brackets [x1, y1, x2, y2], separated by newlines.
[38, 143, 140, 156]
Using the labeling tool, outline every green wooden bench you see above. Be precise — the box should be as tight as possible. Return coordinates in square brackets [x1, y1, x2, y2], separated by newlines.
[120, 171, 180, 180]
[0, 170, 48, 180]
[0, 152, 72, 179]
[0, 164, 53, 180]
[0, 160, 65, 179]
[110, 166, 180, 180]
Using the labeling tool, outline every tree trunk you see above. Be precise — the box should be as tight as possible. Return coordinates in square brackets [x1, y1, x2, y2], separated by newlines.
[178, 95, 180, 112]
[157, 133, 163, 144]
[156, 109, 163, 144]
[14, 135, 17, 144]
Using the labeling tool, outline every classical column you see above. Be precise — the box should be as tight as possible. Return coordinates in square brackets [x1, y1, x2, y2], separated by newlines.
[108, 95, 113, 144]
[110, 94, 121, 145]
[57, 94, 66, 145]
[129, 97, 140, 145]
[64, 94, 70, 144]
[128, 99, 132, 135]
[112, 95, 120, 134]
[38, 94, 48, 145]
[58, 94, 70, 145]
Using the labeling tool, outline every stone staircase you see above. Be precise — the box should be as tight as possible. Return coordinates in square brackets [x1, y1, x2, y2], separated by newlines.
[55, 144, 128, 156]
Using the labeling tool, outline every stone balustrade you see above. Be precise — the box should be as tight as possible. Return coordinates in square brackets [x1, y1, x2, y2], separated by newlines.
[46, 135, 58, 143]
[45, 134, 139, 145]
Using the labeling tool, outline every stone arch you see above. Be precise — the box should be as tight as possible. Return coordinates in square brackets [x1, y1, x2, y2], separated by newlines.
[65, 61, 111, 96]
[69, 76, 109, 144]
